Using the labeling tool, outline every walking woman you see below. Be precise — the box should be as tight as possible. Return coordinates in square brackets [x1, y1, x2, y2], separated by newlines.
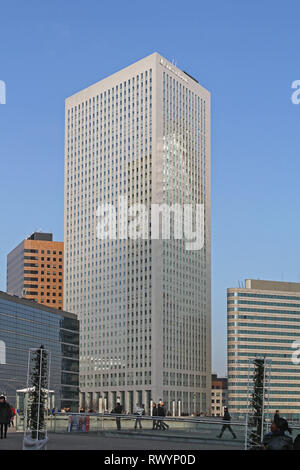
[0, 395, 13, 439]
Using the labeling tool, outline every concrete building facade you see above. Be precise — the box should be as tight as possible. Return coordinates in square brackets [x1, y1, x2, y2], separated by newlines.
[228, 279, 300, 419]
[64, 53, 211, 414]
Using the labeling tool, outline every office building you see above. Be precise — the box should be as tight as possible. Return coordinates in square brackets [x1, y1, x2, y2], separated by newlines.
[211, 374, 227, 416]
[64, 53, 211, 413]
[7, 232, 64, 310]
[0, 291, 79, 410]
[228, 279, 300, 419]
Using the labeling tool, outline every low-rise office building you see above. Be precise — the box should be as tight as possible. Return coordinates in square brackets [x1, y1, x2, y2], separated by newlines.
[211, 374, 228, 416]
[228, 279, 300, 419]
[0, 291, 79, 410]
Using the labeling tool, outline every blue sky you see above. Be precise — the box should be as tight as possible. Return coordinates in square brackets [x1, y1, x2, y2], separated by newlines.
[1, 0, 300, 376]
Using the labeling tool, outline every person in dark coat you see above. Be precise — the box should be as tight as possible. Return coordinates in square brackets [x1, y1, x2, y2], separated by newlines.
[152, 403, 158, 430]
[277, 417, 292, 435]
[293, 433, 300, 450]
[263, 420, 293, 450]
[274, 410, 280, 426]
[157, 402, 169, 430]
[0, 395, 12, 439]
[161, 402, 169, 430]
[156, 403, 162, 429]
[113, 402, 123, 430]
[217, 407, 236, 439]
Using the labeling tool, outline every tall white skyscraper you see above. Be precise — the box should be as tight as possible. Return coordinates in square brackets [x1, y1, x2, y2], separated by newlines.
[64, 53, 211, 414]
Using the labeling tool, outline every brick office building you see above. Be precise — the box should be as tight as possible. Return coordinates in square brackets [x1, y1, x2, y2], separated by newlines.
[211, 374, 228, 416]
[7, 232, 64, 310]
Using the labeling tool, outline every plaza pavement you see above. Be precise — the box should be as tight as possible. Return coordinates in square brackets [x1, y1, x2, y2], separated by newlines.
[0, 429, 242, 450]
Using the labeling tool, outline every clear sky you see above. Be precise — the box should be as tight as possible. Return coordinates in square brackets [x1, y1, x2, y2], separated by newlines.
[1, 0, 300, 376]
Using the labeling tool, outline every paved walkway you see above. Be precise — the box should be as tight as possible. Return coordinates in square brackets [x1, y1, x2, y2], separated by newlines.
[0, 431, 241, 450]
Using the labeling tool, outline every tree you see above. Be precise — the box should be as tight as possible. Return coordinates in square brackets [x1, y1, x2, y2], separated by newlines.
[249, 358, 265, 448]
[27, 345, 48, 439]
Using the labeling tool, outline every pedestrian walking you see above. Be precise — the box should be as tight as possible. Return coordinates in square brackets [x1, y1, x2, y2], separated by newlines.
[0, 395, 13, 439]
[156, 403, 163, 429]
[10, 406, 15, 428]
[134, 403, 143, 430]
[157, 402, 169, 430]
[217, 407, 236, 439]
[113, 402, 123, 430]
[162, 402, 169, 430]
[152, 403, 158, 430]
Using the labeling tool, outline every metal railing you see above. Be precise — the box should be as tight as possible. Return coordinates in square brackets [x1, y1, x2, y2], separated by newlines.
[16, 412, 245, 440]
[14, 411, 300, 449]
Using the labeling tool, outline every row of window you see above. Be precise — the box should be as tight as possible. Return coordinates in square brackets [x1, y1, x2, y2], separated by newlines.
[228, 292, 300, 301]
[228, 307, 300, 315]
[24, 249, 62, 255]
[228, 299, 300, 308]
[228, 321, 300, 330]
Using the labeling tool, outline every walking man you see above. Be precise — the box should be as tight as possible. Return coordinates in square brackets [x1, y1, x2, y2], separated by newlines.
[152, 403, 158, 430]
[134, 403, 143, 430]
[157, 402, 169, 430]
[217, 406, 236, 439]
[113, 402, 123, 430]
[0, 395, 12, 439]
